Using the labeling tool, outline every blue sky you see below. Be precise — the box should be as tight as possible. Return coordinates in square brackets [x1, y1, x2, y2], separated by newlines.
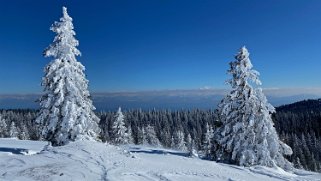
[0, 0, 321, 94]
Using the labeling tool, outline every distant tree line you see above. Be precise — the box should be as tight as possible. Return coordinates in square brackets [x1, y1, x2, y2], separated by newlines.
[1, 99, 321, 172]
[0, 109, 39, 140]
[273, 99, 321, 172]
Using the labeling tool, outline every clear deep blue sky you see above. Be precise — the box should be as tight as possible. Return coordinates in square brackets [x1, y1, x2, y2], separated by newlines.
[0, 0, 321, 94]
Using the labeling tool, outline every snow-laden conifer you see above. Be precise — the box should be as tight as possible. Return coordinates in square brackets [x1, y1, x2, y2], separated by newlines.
[19, 125, 30, 140]
[0, 115, 7, 137]
[112, 107, 129, 144]
[36, 7, 100, 146]
[213, 47, 293, 170]
[202, 123, 213, 158]
[187, 134, 198, 157]
[174, 130, 187, 151]
[141, 127, 147, 145]
[170, 136, 175, 149]
[127, 125, 134, 144]
[9, 122, 19, 138]
[144, 125, 161, 147]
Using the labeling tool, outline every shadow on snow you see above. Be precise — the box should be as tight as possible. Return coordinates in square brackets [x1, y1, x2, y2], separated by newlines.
[129, 146, 190, 157]
[0, 147, 29, 155]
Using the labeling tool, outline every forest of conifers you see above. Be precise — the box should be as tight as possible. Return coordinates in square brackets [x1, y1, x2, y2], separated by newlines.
[0, 99, 320, 172]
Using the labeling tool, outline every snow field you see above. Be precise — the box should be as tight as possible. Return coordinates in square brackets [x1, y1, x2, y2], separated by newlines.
[0, 139, 320, 181]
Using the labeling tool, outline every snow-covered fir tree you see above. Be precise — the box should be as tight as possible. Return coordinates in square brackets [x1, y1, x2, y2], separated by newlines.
[212, 47, 293, 169]
[170, 136, 175, 149]
[0, 115, 7, 137]
[141, 127, 147, 145]
[201, 123, 213, 158]
[36, 7, 100, 146]
[186, 134, 192, 150]
[295, 157, 304, 170]
[112, 107, 129, 144]
[19, 125, 30, 140]
[9, 121, 19, 138]
[174, 130, 187, 151]
[187, 134, 198, 157]
[127, 125, 134, 144]
[144, 125, 161, 147]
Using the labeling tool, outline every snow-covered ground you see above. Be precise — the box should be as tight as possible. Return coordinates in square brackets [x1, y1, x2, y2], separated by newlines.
[0, 138, 48, 156]
[0, 138, 320, 181]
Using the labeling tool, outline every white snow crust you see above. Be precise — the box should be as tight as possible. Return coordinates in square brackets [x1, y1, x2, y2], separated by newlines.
[0, 139, 320, 181]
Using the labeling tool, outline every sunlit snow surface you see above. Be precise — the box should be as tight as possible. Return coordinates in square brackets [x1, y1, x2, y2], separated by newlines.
[0, 139, 320, 181]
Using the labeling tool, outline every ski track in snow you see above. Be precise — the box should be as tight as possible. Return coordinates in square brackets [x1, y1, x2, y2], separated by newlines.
[0, 138, 320, 181]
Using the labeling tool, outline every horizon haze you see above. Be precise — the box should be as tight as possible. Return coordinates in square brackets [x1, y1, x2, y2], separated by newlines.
[1, 88, 321, 110]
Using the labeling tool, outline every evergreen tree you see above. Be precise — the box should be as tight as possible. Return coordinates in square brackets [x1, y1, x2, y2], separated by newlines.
[201, 123, 213, 158]
[36, 7, 100, 146]
[141, 127, 147, 145]
[175, 130, 187, 151]
[298, 147, 307, 169]
[144, 125, 161, 147]
[295, 157, 304, 170]
[301, 134, 312, 169]
[0, 115, 7, 137]
[112, 107, 128, 144]
[19, 125, 30, 140]
[310, 153, 318, 171]
[187, 133, 192, 149]
[187, 134, 198, 157]
[170, 136, 175, 149]
[213, 47, 292, 169]
[9, 121, 19, 138]
[127, 125, 134, 144]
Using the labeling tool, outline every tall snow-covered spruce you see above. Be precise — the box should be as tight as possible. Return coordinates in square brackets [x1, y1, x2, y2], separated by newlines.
[112, 107, 129, 145]
[36, 7, 100, 146]
[0, 115, 7, 138]
[213, 47, 293, 169]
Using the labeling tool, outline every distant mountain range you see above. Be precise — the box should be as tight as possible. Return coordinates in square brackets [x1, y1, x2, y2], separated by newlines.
[1, 88, 321, 111]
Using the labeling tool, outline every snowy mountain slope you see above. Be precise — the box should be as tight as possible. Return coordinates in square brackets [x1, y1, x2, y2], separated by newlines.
[0, 139, 320, 181]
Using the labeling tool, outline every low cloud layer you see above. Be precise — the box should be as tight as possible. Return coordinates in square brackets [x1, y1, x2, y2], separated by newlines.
[1, 88, 321, 110]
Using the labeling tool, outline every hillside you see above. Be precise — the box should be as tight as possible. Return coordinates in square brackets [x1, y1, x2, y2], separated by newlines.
[274, 99, 321, 137]
[272, 99, 321, 171]
[276, 99, 321, 112]
[0, 138, 320, 181]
